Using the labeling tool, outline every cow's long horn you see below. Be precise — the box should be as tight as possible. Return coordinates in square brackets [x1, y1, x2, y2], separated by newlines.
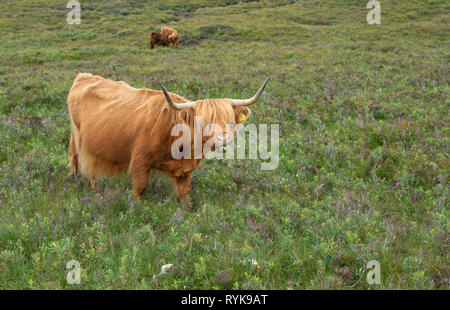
[159, 82, 195, 110]
[231, 75, 271, 107]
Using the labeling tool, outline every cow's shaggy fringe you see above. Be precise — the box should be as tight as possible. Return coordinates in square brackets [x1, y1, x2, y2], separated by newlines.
[152, 98, 236, 137]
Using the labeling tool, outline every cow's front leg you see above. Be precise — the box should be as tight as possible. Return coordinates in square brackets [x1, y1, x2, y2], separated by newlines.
[132, 170, 150, 199]
[175, 173, 192, 210]
[130, 156, 151, 199]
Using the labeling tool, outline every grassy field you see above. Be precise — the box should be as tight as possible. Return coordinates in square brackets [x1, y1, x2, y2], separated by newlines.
[0, 0, 448, 289]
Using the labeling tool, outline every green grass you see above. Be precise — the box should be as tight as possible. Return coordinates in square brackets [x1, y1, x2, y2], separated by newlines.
[0, 0, 448, 289]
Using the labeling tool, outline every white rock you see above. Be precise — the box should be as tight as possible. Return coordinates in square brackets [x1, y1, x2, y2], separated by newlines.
[153, 263, 174, 280]
[160, 263, 173, 274]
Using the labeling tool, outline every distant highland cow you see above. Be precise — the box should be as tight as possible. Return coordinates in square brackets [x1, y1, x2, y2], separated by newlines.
[161, 26, 179, 48]
[150, 32, 169, 49]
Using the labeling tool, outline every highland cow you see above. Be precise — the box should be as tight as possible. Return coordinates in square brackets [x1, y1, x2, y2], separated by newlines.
[67, 73, 270, 208]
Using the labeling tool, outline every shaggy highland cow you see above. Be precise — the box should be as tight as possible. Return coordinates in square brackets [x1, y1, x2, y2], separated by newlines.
[161, 26, 179, 48]
[67, 73, 271, 208]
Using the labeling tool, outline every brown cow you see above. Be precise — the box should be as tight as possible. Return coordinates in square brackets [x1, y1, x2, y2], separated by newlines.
[150, 32, 169, 49]
[161, 26, 179, 48]
[67, 73, 271, 208]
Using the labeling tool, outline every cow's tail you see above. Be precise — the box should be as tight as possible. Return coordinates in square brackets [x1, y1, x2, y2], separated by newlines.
[69, 130, 79, 175]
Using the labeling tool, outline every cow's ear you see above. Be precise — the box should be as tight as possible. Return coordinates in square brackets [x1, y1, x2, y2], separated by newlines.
[234, 106, 251, 123]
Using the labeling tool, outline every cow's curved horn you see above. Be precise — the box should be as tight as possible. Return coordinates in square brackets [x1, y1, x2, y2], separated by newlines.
[159, 82, 195, 110]
[231, 75, 271, 107]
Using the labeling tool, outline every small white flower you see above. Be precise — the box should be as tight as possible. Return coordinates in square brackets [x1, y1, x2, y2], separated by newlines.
[251, 259, 259, 268]
[241, 259, 260, 268]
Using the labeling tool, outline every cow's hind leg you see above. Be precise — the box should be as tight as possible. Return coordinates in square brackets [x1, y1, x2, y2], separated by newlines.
[88, 176, 98, 191]
[69, 133, 78, 175]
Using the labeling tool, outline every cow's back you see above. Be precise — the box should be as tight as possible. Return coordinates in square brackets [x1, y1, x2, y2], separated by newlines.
[161, 26, 178, 39]
[67, 73, 103, 129]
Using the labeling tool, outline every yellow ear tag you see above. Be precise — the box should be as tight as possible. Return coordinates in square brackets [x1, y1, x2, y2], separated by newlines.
[238, 113, 247, 122]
